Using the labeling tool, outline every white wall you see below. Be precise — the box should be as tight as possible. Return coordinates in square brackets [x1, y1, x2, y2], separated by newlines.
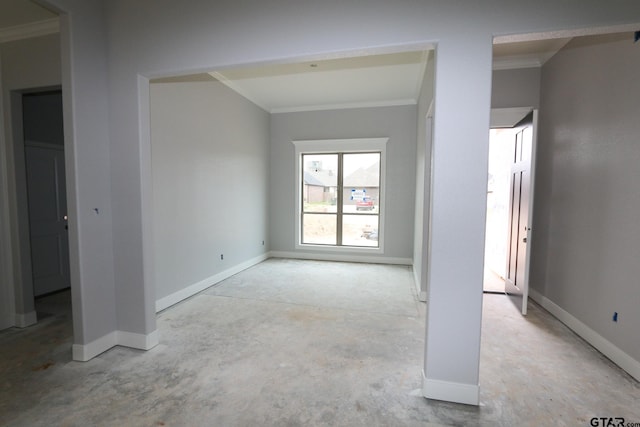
[491, 68, 541, 109]
[531, 33, 640, 370]
[35, 0, 640, 403]
[40, 0, 118, 360]
[150, 78, 270, 305]
[413, 52, 435, 300]
[269, 106, 416, 262]
[0, 34, 61, 329]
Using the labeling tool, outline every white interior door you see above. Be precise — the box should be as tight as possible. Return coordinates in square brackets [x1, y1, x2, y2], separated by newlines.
[504, 111, 537, 315]
[24, 143, 70, 297]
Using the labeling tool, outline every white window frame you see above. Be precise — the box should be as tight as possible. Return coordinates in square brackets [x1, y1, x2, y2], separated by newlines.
[293, 138, 388, 254]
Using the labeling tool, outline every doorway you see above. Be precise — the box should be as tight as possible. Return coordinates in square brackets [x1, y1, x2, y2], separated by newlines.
[22, 90, 70, 298]
[483, 127, 515, 293]
[483, 110, 536, 315]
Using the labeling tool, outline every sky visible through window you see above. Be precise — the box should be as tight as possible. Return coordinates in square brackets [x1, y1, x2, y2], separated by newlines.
[303, 153, 378, 176]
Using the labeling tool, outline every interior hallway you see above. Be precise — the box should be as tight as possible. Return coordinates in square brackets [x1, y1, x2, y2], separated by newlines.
[1, 259, 638, 426]
[483, 268, 506, 294]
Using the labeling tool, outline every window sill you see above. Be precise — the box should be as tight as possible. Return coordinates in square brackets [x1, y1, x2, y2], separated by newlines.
[295, 243, 383, 255]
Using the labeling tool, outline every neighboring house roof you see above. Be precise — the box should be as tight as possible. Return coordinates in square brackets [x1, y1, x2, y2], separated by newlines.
[344, 162, 379, 187]
[304, 170, 337, 187]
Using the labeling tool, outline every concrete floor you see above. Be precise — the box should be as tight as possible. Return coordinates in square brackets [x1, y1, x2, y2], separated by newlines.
[1, 258, 639, 426]
[483, 268, 505, 293]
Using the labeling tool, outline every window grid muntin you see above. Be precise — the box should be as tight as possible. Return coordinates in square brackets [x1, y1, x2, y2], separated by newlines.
[300, 151, 380, 248]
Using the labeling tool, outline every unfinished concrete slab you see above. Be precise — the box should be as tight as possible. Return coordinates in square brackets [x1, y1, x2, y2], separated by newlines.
[0, 259, 638, 426]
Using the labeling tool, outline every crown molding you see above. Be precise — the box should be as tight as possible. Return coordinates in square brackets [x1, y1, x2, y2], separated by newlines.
[270, 99, 417, 114]
[493, 54, 542, 70]
[0, 18, 59, 44]
[208, 71, 270, 112]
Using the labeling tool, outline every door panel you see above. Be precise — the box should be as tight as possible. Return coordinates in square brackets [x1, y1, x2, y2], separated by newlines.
[515, 169, 530, 289]
[506, 171, 521, 284]
[25, 145, 70, 296]
[505, 112, 535, 315]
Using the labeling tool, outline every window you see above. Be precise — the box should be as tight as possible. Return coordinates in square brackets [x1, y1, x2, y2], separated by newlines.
[293, 138, 387, 252]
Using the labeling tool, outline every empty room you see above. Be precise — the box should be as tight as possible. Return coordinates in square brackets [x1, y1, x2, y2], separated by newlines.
[1, 1, 640, 425]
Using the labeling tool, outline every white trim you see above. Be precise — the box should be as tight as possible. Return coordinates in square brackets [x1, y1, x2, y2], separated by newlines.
[0, 52, 12, 332]
[294, 243, 383, 255]
[529, 289, 640, 382]
[413, 269, 427, 301]
[293, 138, 388, 254]
[492, 55, 542, 70]
[521, 110, 539, 315]
[0, 18, 60, 44]
[269, 250, 410, 266]
[493, 24, 640, 45]
[72, 331, 117, 362]
[117, 329, 159, 351]
[208, 71, 270, 112]
[211, 71, 417, 113]
[14, 310, 37, 328]
[422, 371, 480, 406]
[271, 99, 417, 114]
[155, 253, 269, 312]
[490, 107, 533, 129]
[71, 329, 160, 362]
[413, 51, 430, 100]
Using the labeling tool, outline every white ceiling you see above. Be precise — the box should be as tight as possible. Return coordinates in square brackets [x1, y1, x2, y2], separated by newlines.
[493, 38, 572, 70]
[0, 0, 56, 28]
[209, 39, 570, 114]
[0, 1, 572, 115]
[0, 0, 58, 43]
[210, 51, 430, 113]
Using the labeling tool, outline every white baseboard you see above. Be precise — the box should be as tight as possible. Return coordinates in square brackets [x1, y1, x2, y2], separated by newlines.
[155, 253, 270, 312]
[72, 329, 160, 362]
[117, 329, 159, 351]
[72, 331, 118, 361]
[269, 251, 411, 265]
[412, 268, 427, 302]
[529, 288, 640, 382]
[422, 370, 480, 405]
[14, 310, 37, 328]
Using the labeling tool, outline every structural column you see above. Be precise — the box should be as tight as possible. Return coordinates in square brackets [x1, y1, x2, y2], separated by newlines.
[423, 35, 493, 405]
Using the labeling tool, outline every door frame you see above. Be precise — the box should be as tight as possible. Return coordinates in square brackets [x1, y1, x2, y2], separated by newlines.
[502, 109, 538, 315]
[5, 86, 64, 327]
[522, 109, 538, 313]
[485, 107, 538, 311]
[24, 138, 70, 297]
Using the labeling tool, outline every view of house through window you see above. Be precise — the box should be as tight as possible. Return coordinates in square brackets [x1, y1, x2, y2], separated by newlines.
[301, 152, 380, 247]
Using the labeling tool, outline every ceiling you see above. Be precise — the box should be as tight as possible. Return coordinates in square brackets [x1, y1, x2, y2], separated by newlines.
[493, 37, 572, 70]
[1, 0, 572, 114]
[209, 38, 569, 114]
[210, 51, 430, 113]
[0, 0, 58, 43]
[0, 0, 56, 28]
